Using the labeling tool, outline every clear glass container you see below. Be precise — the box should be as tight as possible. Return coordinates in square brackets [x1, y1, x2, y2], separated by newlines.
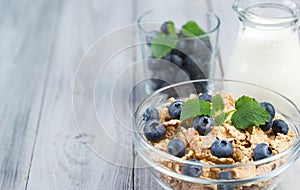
[225, 0, 300, 107]
[137, 7, 222, 95]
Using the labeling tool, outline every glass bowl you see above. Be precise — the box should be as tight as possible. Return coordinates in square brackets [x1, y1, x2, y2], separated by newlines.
[133, 79, 300, 190]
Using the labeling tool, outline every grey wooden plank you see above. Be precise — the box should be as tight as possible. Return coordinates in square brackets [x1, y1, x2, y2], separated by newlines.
[26, 0, 136, 189]
[0, 0, 61, 189]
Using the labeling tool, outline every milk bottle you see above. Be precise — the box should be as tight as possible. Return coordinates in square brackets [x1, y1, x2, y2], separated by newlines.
[225, 0, 300, 106]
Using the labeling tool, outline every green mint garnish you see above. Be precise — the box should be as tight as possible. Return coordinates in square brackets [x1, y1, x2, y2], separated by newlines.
[181, 21, 206, 37]
[212, 94, 224, 112]
[166, 21, 175, 34]
[231, 96, 270, 130]
[180, 99, 211, 121]
[211, 94, 227, 125]
[214, 112, 229, 126]
[151, 32, 178, 59]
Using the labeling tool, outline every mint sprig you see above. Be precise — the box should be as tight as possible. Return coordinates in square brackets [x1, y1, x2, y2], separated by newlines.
[180, 99, 211, 121]
[211, 94, 227, 125]
[179, 94, 270, 130]
[231, 96, 269, 130]
[181, 21, 206, 37]
[150, 20, 207, 59]
[151, 32, 178, 59]
[212, 94, 224, 112]
[214, 112, 229, 126]
[166, 21, 175, 34]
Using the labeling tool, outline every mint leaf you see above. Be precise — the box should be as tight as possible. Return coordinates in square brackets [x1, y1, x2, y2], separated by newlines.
[179, 99, 200, 121]
[180, 99, 211, 121]
[231, 96, 269, 130]
[212, 94, 224, 112]
[151, 32, 178, 59]
[167, 21, 175, 34]
[181, 21, 206, 37]
[235, 96, 254, 109]
[214, 112, 229, 126]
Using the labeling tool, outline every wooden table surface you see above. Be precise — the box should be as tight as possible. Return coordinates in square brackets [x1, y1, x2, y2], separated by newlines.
[1, 0, 300, 189]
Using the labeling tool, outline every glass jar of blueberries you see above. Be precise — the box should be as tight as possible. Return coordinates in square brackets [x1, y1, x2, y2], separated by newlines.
[137, 7, 221, 94]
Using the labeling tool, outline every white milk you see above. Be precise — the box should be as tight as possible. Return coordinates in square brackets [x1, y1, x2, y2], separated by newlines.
[225, 26, 300, 106]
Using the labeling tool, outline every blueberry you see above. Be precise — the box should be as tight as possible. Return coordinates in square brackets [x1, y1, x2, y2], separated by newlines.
[199, 93, 212, 102]
[146, 31, 158, 46]
[272, 119, 289, 135]
[176, 39, 192, 55]
[217, 172, 235, 190]
[179, 38, 197, 54]
[167, 138, 186, 157]
[149, 78, 164, 91]
[159, 81, 169, 88]
[150, 77, 170, 91]
[162, 53, 172, 62]
[143, 107, 159, 121]
[260, 121, 273, 132]
[171, 48, 186, 59]
[218, 171, 233, 180]
[259, 115, 273, 131]
[173, 69, 190, 83]
[191, 39, 212, 62]
[160, 21, 174, 34]
[171, 54, 183, 67]
[260, 102, 276, 131]
[182, 55, 206, 79]
[168, 100, 184, 119]
[253, 143, 272, 161]
[260, 102, 275, 119]
[192, 115, 214, 135]
[143, 120, 166, 143]
[211, 140, 233, 158]
[152, 67, 176, 84]
[183, 159, 202, 177]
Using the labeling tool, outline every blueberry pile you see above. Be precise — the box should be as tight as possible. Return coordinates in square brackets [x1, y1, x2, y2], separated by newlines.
[146, 21, 212, 91]
[143, 101, 185, 144]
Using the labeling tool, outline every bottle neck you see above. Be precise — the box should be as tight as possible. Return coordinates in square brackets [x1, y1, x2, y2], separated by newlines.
[233, 0, 300, 31]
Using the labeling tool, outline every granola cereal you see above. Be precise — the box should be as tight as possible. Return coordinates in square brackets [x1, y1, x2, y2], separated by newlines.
[143, 92, 296, 190]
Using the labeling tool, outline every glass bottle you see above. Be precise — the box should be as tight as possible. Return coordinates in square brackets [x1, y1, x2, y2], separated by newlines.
[225, 0, 300, 106]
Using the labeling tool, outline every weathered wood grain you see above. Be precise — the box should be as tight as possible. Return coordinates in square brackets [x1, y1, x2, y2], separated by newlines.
[0, 0, 62, 189]
[25, 0, 135, 189]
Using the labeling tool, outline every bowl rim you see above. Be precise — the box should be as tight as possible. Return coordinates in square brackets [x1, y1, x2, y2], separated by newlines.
[136, 7, 221, 39]
[133, 79, 300, 182]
